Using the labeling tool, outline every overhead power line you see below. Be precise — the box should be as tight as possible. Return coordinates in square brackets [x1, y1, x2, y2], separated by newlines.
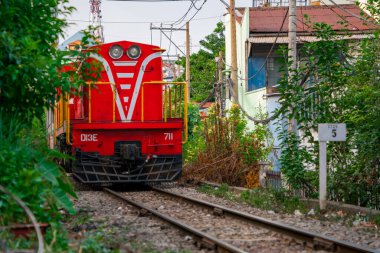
[226, 78, 281, 124]
[238, 8, 289, 82]
[324, 0, 380, 27]
[178, 0, 207, 28]
[151, 25, 186, 55]
[169, 0, 196, 26]
[320, 0, 360, 30]
[68, 15, 222, 24]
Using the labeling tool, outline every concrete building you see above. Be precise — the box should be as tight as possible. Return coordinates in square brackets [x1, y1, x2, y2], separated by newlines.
[225, 4, 377, 170]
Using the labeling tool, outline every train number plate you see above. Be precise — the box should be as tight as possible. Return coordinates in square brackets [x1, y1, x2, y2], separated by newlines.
[81, 134, 98, 142]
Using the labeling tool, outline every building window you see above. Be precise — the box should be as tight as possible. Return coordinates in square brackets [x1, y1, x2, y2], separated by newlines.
[247, 56, 284, 92]
[248, 57, 266, 91]
[267, 57, 283, 88]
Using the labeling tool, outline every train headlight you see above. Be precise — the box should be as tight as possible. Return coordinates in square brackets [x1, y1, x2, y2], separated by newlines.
[126, 45, 141, 59]
[109, 45, 123, 59]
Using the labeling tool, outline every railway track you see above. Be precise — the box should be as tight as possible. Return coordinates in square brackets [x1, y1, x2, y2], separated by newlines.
[104, 187, 379, 253]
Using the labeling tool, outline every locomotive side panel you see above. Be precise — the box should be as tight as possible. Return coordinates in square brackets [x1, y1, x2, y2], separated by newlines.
[85, 84, 114, 122]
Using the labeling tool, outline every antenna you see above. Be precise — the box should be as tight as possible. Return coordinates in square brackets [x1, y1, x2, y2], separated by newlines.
[89, 0, 104, 42]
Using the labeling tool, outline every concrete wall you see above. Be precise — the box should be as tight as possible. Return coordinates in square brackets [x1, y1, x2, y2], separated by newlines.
[225, 8, 264, 125]
[226, 8, 283, 171]
[225, 8, 250, 106]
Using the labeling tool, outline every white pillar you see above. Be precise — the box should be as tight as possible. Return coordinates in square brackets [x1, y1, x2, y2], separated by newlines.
[319, 141, 327, 210]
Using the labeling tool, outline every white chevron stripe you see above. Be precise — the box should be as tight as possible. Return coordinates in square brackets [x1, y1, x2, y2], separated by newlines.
[120, 84, 131, 90]
[117, 73, 134, 78]
[113, 61, 137, 67]
[89, 53, 126, 121]
[127, 52, 162, 121]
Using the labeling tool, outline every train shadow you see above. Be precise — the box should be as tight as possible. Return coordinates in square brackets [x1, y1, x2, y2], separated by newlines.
[70, 173, 178, 192]
[108, 183, 151, 192]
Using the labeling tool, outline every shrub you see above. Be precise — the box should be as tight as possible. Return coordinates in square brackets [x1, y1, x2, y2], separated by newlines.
[183, 104, 272, 187]
[0, 116, 76, 251]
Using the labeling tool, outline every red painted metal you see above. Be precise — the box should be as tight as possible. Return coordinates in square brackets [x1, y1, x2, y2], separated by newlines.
[60, 40, 184, 159]
[72, 121, 183, 156]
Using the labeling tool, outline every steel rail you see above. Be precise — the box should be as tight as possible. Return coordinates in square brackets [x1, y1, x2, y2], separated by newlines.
[152, 187, 379, 253]
[103, 188, 248, 253]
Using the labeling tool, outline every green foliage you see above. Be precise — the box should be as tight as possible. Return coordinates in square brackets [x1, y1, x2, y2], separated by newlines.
[0, 117, 76, 221]
[0, 0, 100, 123]
[71, 212, 92, 228]
[228, 105, 273, 166]
[1, 0, 68, 123]
[0, 117, 76, 252]
[0, 0, 102, 251]
[187, 103, 201, 138]
[240, 188, 306, 214]
[276, 18, 380, 208]
[199, 22, 225, 56]
[278, 132, 314, 190]
[197, 183, 305, 214]
[372, 214, 380, 226]
[79, 232, 120, 253]
[183, 104, 205, 164]
[177, 22, 225, 102]
[229, 105, 273, 166]
[197, 183, 236, 200]
[360, 0, 380, 21]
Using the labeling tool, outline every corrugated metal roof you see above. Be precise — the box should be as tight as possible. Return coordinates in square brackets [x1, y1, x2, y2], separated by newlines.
[236, 5, 377, 33]
[248, 33, 373, 43]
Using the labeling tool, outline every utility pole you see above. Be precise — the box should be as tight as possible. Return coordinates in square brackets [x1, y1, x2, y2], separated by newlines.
[288, 0, 297, 72]
[186, 21, 191, 101]
[218, 51, 223, 117]
[177, 54, 181, 79]
[151, 26, 186, 56]
[288, 0, 297, 133]
[230, 0, 238, 102]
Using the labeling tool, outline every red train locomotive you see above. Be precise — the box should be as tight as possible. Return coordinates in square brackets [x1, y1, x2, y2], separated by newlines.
[46, 41, 188, 185]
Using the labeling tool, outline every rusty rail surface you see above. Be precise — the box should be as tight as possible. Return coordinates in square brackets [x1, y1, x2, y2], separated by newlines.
[152, 187, 379, 253]
[103, 188, 248, 253]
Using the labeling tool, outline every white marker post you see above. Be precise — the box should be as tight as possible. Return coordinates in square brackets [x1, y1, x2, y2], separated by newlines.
[318, 124, 346, 210]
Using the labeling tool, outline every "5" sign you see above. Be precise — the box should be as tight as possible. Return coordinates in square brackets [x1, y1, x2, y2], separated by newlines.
[318, 124, 346, 142]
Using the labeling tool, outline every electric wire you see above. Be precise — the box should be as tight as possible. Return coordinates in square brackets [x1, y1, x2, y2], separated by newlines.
[150, 23, 153, 44]
[166, 25, 174, 59]
[238, 8, 289, 82]
[324, 0, 380, 27]
[168, 0, 196, 26]
[191, 0, 202, 10]
[68, 15, 222, 24]
[225, 3, 377, 124]
[198, 87, 216, 107]
[160, 23, 163, 47]
[294, 16, 355, 68]
[151, 24, 186, 55]
[319, 0, 361, 31]
[179, 0, 207, 29]
[226, 78, 281, 124]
